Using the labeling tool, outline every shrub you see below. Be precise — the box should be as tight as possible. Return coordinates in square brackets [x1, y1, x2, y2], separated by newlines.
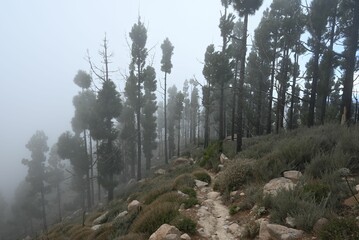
[267, 189, 326, 232]
[192, 170, 211, 184]
[242, 220, 260, 239]
[180, 187, 196, 198]
[172, 174, 195, 191]
[229, 205, 240, 215]
[142, 184, 173, 204]
[200, 142, 220, 171]
[183, 197, 199, 209]
[130, 202, 179, 234]
[149, 192, 185, 208]
[319, 217, 359, 240]
[303, 181, 330, 204]
[171, 215, 197, 234]
[214, 160, 253, 195]
[113, 210, 139, 236]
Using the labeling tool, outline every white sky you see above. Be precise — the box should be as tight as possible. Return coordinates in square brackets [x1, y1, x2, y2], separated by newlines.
[0, 0, 272, 200]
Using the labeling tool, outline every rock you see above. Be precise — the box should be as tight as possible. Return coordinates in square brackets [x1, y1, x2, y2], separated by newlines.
[258, 219, 271, 240]
[173, 157, 190, 166]
[218, 164, 224, 170]
[267, 224, 304, 240]
[177, 190, 189, 198]
[127, 178, 136, 185]
[115, 210, 128, 220]
[149, 224, 182, 240]
[356, 184, 359, 192]
[228, 223, 240, 234]
[165, 234, 180, 240]
[263, 177, 296, 196]
[155, 168, 167, 175]
[220, 153, 229, 164]
[180, 233, 191, 240]
[23, 236, 32, 240]
[207, 191, 220, 200]
[128, 200, 141, 212]
[91, 224, 102, 231]
[240, 192, 245, 196]
[93, 211, 109, 225]
[230, 191, 238, 197]
[344, 193, 359, 207]
[195, 179, 209, 188]
[285, 216, 296, 228]
[283, 170, 302, 181]
[313, 218, 329, 234]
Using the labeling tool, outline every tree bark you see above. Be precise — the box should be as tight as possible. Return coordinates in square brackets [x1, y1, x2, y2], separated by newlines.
[164, 73, 168, 164]
[267, 36, 277, 134]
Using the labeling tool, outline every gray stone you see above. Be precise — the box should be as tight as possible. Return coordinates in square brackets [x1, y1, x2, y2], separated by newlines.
[91, 224, 102, 231]
[93, 211, 109, 225]
[155, 168, 167, 175]
[207, 191, 220, 200]
[127, 200, 141, 212]
[263, 177, 296, 196]
[285, 216, 296, 228]
[149, 224, 181, 240]
[165, 234, 180, 240]
[267, 224, 304, 240]
[258, 219, 271, 240]
[180, 233, 191, 240]
[115, 210, 128, 220]
[195, 179, 209, 188]
[283, 170, 302, 181]
[220, 153, 229, 164]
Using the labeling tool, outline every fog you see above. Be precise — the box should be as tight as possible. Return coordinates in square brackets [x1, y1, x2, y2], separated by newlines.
[0, 0, 271, 201]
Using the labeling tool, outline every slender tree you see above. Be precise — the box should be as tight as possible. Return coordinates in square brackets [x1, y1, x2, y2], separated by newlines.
[160, 38, 174, 164]
[129, 18, 148, 179]
[231, 0, 263, 152]
[142, 66, 158, 171]
[22, 130, 49, 231]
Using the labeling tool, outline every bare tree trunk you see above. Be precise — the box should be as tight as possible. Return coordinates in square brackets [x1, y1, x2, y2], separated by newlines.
[308, 41, 320, 127]
[231, 59, 239, 140]
[164, 73, 168, 164]
[236, 13, 248, 153]
[40, 185, 47, 231]
[267, 36, 277, 134]
[289, 51, 299, 129]
[137, 63, 142, 180]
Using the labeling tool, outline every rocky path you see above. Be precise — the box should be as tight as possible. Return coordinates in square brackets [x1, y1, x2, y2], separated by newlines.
[195, 179, 242, 240]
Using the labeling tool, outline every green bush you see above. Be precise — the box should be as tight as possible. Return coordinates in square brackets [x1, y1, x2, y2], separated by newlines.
[149, 192, 185, 209]
[229, 205, 240, 215]
[319, 217, 359, 240]
[171, 215, 197, 234]
[214, 160, 253, 195]
[200, 142, 220, 171]
[172, 174, 195, 191]
[192, 170, 211, 184]
[113, 210, 139, 236]
[242, 220, 260, 239]
[267, 189, 326, 232]
[142, 184, 173, 204]
[180, 187, 197, 198]
[183, 197, 198, 209]
[130, 202, 179, 234]
[303, 181, 330, 204]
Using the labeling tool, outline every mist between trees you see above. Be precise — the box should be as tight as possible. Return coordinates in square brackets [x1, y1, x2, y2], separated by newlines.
[0, 0, 358, 238]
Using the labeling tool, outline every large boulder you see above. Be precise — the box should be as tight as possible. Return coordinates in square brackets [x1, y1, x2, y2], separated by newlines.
[195, 179, 209, 188]
[93, 211, 109, 225]
[149, 224, 182, 240]
[258, 219, 271, 240]
[128, 200, 141, 212]
[267, 224, 304, 240]
[282, 171, 302, 182]
[263, 177, 296, 196]
[173, 158, 192, 166]
[220, 153, 229, 164]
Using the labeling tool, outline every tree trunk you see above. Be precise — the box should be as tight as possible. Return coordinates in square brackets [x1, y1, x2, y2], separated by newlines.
[177, 121, 181, 156]
[236, 13, 248, 153]
[341, 0, 359, 123]
[137, 63, 142, 180]
[56, 183, 62, 222]
[320, 6, 337, 124]
[267, 36, 277, 134]
[308, 40, 321, 127]
[83, 130, 92, 209]
[40, 184, 47, 231]
[107, 173, 114, 202]
[164, 73, 168, 164]
[231, 59, 238, 140]
[89, 134, 94, 205]
[289, 51, 299, 129]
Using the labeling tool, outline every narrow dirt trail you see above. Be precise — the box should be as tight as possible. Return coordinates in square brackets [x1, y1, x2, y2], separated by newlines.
[195, 178, 242, 240]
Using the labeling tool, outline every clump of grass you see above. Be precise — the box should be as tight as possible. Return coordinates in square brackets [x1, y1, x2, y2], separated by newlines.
[229, 205, 240, 215]
[180, 187, 196, 198]
[200, 142, 220, 171]
[214, 160, 253, 196]
[130, 202, 179, 234]
[183, 197, 199, 209]
[118, 233, 148, 240]
[266, 188, 326, 232]
[192, 170, 211, 184]
[171, 214, 197, 234]
[242, 220, 260, 239]
[319, 217, 359, 240]
[113, 209, 140, 236]
[142, 184, 173, 204]
[172, 174, 195, 191]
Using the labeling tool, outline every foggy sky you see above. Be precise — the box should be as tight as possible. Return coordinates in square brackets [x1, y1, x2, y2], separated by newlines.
[0, 0, 271, 201]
